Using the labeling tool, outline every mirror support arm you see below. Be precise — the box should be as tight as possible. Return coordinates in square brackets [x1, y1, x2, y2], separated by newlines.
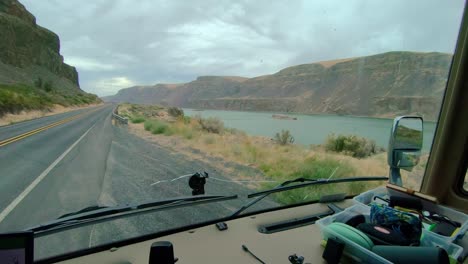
[389, 167, 402, 186]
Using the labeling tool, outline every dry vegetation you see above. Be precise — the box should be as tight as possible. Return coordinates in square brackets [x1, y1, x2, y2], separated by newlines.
[0, 83, 101, 118]
[0, 103, 102, 126]
[119, 103, 390, 204]
[325, 133, 385, 158]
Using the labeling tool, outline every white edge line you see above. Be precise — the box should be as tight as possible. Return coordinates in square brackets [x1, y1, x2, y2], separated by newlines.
[0, 123, 97, 223]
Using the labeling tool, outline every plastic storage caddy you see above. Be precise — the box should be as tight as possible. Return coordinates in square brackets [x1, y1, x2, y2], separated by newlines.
[316, 203, 463, 263]
[317, 204, 391, 264]
[353, 186, 468, 243]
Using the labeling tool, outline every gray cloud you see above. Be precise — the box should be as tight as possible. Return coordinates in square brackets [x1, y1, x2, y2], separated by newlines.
[21, 0, 465, 96]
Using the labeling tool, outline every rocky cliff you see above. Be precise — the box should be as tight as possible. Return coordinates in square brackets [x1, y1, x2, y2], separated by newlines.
[0, 0, 79, 88]
[105, 51, 452, 121]
[0, 0, 100, 116]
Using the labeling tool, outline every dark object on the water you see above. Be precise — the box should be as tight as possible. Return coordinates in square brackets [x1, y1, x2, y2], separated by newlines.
[272, 114, 297, 120]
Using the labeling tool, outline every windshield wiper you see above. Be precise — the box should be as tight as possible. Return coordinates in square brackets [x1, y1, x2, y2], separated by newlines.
[58, 205, 108, 219]
[28, 195, 237, 237]
[229, 177, 320, 218]
[229, 176, 388, 217]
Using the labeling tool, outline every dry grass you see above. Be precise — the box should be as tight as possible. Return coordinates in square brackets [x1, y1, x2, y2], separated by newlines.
[127, 114, 388, 187]
[0, 103, 102, 126]
[121, 103, 391, 204]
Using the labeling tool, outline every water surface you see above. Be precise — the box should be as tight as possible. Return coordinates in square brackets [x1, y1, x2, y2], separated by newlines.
[184, 109, 436, 152]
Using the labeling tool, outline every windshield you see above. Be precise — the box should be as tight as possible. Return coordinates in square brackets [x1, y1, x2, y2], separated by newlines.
[0, 0, 465, 260]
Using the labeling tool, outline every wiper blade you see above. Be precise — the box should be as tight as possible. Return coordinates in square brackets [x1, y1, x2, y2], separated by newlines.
[28, 195, 237, 237]
[58, 205, 108, 219]
[229, 176, 387, 218]
[249, 176, 388, 198]
[229, 177, 319, 218]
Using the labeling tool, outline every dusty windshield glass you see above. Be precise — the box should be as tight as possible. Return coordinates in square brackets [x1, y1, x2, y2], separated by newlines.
[0, 0, 465, 260]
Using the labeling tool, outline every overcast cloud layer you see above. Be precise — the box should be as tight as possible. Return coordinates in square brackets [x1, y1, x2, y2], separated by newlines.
[21, 0, 465, 96]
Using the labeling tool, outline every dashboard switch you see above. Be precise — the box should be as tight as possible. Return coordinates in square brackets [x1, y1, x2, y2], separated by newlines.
[216, 222, 228, 231]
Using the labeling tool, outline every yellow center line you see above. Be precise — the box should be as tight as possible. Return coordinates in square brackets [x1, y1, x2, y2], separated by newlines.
[0, 107, 103, 147]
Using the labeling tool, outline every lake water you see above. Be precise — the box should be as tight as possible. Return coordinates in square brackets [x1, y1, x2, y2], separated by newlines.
[184, 109, 437, 152]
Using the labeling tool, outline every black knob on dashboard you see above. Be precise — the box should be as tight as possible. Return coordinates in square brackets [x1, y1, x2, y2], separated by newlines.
[149, 241, 176, 264]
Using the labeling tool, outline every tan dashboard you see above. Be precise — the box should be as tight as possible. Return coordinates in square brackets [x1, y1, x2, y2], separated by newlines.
[58, 200, 355, 264]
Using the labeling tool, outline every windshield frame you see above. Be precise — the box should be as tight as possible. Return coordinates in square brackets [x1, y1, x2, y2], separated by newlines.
[419, 4, 468, 208]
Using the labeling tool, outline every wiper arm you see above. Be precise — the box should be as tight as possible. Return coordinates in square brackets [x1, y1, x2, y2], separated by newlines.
[229, 176, 388, 218]
[28, 195, 237, 237]
[229, 177, 319, 218]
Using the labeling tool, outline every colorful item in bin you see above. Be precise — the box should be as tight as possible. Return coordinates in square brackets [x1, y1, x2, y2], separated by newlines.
[357, 223, 414, 246]
[423, 222, 436, 230]
[370, 204, 422, 245]
[324, 222, 374, 250]
[372, 246, 449, 264]
[393, 206, 423, 217]
[372, 194, 461, 229]
[422, 210, 461, 227]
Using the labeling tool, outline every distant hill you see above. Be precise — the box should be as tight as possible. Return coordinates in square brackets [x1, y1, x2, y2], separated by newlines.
[104, 51, 452, 121]
[0, 0, 100, 116]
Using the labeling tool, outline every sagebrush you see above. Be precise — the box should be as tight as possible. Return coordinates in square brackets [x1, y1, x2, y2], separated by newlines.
[197, 116, 224, 134]
[325, 133, 383, 158]
[274, 130, 295, 145]
[144, 120, 172, 135]
[130, 116, 145, 123]
[168, 107, 184, 117]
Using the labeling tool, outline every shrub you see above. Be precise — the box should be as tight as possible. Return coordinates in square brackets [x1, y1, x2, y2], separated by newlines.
[34, 77, 43, 89]
[130, 116, 145, 123]
[274, 130, 295, 145]
[144, 120, 154, 131]
[168, 107, 184, 117]
[325, 133, 382, 158]
[182, 116, 191, 124]
[0, 84, 53, 116]
[44, 80, 53, 92]
[151, 121, 170, 134]
[163, 127, 174, 136]
[144, 120, 169, 134]
[198, 117, 224, 134]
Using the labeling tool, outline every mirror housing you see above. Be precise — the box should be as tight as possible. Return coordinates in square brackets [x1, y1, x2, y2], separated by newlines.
[387, 116, 423, 186]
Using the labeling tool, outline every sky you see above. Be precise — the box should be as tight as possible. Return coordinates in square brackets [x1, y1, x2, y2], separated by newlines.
[21, 0, 465, 96]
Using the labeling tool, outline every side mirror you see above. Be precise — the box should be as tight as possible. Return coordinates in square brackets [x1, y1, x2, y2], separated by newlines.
[387, 116, 423, 186]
